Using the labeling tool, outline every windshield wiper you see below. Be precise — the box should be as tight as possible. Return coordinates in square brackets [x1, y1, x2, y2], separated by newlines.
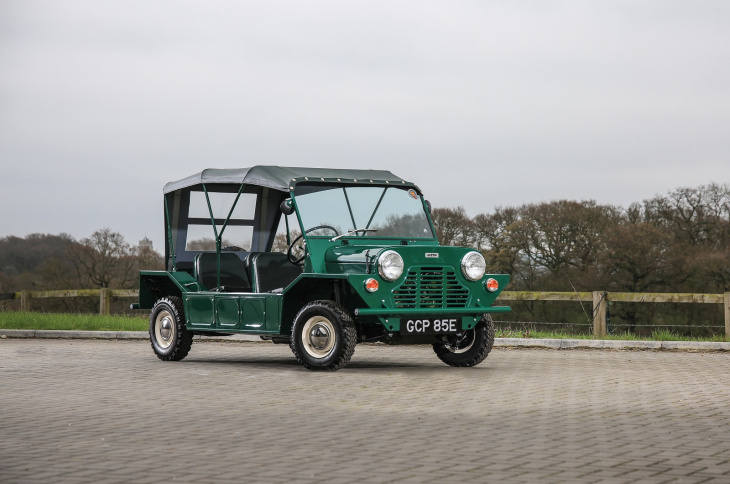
[330, 228, 379, 241]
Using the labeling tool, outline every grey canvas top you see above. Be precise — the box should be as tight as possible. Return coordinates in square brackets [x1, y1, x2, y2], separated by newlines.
[163, 166, 414, 194]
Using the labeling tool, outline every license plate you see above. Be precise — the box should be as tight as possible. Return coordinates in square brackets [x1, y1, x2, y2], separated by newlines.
[400, 316, 461, 335]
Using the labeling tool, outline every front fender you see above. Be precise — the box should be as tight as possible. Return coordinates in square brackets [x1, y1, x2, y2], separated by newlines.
[137, 271, 201, 309]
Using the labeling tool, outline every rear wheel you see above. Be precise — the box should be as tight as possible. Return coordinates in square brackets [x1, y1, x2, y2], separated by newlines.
[290, 301, 356, 371]
[149, 296, 193, 361]
[432, 315, 494, 367]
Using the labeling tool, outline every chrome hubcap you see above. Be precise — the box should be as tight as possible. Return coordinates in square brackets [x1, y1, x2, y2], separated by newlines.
[301, 316, 336, 359]
[309, 324, 331, 350]
[160, 317, 172, 341]
[155, 310, 175, 349]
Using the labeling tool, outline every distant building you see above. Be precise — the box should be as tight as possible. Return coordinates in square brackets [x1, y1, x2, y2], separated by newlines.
[139, 236, 153, 252]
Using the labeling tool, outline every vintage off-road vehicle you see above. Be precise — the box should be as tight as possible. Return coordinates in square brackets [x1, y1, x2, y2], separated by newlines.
[134, 166, 510, 370]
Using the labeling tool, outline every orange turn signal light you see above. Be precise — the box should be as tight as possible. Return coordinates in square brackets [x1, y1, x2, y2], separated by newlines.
[364, 278, 379, 293]
[485, 278, 499, 292]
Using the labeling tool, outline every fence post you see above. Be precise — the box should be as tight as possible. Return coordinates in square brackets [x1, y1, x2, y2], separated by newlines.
[20, 291, 30, 312]
[725, 292, 730, 341]
[592, 291, 607, 338]
[100, 288, 111, 315]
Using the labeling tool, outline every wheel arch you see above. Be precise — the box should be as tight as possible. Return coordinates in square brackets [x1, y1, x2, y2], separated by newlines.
[138, 271, 198, 309]
[280, 275, 361, 335]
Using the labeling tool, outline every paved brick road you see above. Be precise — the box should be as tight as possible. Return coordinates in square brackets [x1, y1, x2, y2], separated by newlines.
[1, 339, 729, 483]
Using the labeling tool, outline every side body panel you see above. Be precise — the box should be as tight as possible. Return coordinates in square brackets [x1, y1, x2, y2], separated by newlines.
[184, 292, 282, 334]
[138, 271, 284, 335]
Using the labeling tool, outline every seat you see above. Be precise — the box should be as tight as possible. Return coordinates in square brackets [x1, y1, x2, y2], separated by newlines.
[194, 252, 251, 292]
[248, 252, 302, 293]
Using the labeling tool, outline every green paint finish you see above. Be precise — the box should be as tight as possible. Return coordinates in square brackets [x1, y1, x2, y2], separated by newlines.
[356, 306, 512, 316]
[216, 297, 240, 327]
[265, 295, 282, 332]
[302, 238, 332, 273]
[186, 294, 215, 327]
[136, 166, 512, 353]
[137, 270, 200, 309]
[181, 292, 283, 334]
[345, 248, 510, 310]
[242, 297, 266, 329]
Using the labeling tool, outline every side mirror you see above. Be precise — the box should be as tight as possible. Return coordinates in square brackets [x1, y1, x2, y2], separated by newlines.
[425, 200, 432, 214]
[280, 198, 295, 215]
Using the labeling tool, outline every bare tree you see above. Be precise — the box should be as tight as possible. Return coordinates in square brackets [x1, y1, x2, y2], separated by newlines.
[642, 183, 730, 246]
[66, 228, 137, 288]
[506, 200, 621, 274]
[431, 206, 474, 246]
[473, 208, 522, 276]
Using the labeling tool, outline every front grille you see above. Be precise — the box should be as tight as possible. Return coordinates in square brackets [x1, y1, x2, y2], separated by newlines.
[392, 266, 469, 309]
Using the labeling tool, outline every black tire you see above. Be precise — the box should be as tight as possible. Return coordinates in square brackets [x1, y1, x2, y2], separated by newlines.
[290, 300, 357, 371]
[432, 314, 494, 367]
[149, 296, 193, 361]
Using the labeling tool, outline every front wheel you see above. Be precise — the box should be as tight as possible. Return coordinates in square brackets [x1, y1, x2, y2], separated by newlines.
[290, 301, 357, 371]
[432, 315, 494, 367]
[149, 296, 193, 361]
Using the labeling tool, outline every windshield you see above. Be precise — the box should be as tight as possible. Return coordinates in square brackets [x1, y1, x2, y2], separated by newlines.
[293, 185, 434, 238]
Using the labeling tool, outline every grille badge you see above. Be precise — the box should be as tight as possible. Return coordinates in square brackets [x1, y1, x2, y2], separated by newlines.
[425, 253, 439, 258]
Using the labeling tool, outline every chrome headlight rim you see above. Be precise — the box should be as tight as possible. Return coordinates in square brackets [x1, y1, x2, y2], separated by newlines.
[378, 250, 404, 282]
[461, 251, 486, 281]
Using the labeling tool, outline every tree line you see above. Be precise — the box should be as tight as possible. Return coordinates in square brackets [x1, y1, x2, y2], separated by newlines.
[0, 228, 162, 313]
[2, 183, 728, 332]
[431, 183, 730, 335]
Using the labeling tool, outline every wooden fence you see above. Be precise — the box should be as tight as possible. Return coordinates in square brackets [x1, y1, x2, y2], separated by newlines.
[2, 289, 729, 338]
[0, 289, 137, 316]
[498, 291, 730, 337]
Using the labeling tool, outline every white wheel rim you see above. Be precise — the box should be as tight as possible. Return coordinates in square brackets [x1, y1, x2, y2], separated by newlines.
[301, 315, 336, 359]
[155, 309, 175, 349]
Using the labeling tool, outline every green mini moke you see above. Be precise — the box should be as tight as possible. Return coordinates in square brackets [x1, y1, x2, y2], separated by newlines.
[134, 166, 510, 371]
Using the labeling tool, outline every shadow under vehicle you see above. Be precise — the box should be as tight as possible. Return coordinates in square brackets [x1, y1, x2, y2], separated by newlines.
[133, 166, 510, 370]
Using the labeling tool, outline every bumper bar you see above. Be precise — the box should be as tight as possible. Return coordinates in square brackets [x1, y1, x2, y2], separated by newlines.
[354, 306, 511, 317]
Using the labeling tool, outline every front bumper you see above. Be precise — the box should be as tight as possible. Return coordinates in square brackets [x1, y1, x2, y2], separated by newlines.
[353, 306, 511, 332]
[354, 306, 511, 316]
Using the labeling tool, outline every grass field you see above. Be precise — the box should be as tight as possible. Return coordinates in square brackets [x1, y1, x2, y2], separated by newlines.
[0, 312, 148, 332]
[495, 328, 726, 342]
[0, 311, 726, 341]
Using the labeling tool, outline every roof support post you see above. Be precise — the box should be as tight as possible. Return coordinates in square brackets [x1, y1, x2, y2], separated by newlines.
[202, 183, 245, 290]
[164, 195, 176, 271]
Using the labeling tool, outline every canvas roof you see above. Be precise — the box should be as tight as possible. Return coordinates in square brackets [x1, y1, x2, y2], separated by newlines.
[163, 166, 413, 194]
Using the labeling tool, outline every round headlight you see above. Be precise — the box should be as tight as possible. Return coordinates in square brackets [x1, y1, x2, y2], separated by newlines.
[378, 250, 404, 282]
[461, 251, 486, 281]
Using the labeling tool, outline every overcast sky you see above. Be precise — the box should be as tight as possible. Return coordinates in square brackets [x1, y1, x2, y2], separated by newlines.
[1, 0, 729, 251]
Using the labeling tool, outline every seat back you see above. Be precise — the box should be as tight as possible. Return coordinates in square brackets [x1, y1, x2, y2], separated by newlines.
[249, 252, 302, 293]
[194, 252, 251, 292]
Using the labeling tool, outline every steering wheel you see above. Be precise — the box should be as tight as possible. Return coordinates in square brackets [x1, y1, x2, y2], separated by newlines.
[287, 225, 339, 265]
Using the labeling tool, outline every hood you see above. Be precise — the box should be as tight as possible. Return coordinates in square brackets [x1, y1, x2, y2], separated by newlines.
[324, 244, 479, 273]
